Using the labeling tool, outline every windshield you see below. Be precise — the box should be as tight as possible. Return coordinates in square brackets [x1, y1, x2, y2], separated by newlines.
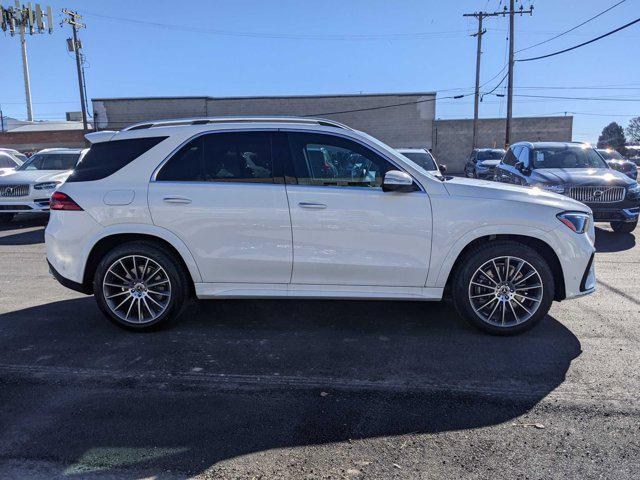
[401, 151, 437, 171]
[597, 149, 623, 160]
[531, 146, 607, 169]
[477, 149, 504, 161]
[18, 152, 80, 171]
[0, 153, 19, 169]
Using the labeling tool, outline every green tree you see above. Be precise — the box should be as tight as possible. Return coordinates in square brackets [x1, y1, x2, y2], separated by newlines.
[597, 122, 626, 154]
[626, 116, 640, 143]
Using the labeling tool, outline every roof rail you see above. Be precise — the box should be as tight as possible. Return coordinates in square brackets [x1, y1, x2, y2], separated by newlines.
[122, 116, 352, 132]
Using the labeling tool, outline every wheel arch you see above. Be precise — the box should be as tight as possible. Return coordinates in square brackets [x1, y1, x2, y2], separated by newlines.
[81, 226, 202, 295]
[440, 233, 566, 302]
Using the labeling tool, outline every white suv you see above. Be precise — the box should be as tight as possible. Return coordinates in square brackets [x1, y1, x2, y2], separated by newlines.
[0, 148, 85, 222]
[45, 117, 596, 334]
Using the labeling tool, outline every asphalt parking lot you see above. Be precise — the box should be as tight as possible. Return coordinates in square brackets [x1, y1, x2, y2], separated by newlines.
[0, 214, 638, 479]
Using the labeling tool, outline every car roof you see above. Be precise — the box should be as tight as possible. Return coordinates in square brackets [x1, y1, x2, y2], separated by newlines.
[34, 148, 84, 154]
[474, 148, 505, 151]
[511, 141, 589, 149]
[121, 116, 353, 132]
[396, 148, 428, 153]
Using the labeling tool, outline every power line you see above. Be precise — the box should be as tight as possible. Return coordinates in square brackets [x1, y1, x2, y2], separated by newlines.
[518, 16, 640, 62]
[490, 93, 640, 101]
[516, 0, 626, 53]
[303, 94, 470, 117]
[79, 11, 471, 41]
[482, 71, 509, 99]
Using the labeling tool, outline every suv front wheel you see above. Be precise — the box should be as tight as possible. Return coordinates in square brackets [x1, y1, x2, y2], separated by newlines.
[93, 241, 189, 331]
[610, 220, 637, 234]
[452, 241, 555, 335]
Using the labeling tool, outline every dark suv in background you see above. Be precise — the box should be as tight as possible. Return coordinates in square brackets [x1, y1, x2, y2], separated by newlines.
[494, 142, 640, 233]
[464, 148, 505, 179]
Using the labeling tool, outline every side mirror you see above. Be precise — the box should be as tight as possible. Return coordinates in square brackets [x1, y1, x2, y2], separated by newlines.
[439, 164, 447, 174]
[515, 161, 531, 175]
[382, 170, 415, 192]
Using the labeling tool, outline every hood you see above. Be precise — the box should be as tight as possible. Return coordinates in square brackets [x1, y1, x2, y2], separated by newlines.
[477, 159, 501, 168]
[529, 168, 633, 187]
[0, 169, 72, 184]
[442, 177, 588, 212]
[0, 168, 16, 176]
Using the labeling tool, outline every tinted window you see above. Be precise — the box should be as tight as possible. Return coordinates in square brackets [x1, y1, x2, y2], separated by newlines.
[156, 131, 273, 182]
[400, 151, 437, 171]
[597, 149, 623, 160]
[68, 137, 167, 182]
[532, 146, 607, 169]
[0, 153, 17, 169]
[477, 149, 505, 161]
[18, 153, 80, 171]
[502, 147, 519, 166]
[287, 132, 394, 188]
[518, 147, 530, 167]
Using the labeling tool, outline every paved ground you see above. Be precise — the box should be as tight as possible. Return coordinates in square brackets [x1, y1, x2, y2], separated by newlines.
[0, 213, 638, 479]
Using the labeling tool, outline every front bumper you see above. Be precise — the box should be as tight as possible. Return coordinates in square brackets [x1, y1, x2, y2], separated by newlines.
[587, 203, 639, 223]
[546, 223, 596, 300]
[0, 197, 52, 213]
[476, 168, 496, 180]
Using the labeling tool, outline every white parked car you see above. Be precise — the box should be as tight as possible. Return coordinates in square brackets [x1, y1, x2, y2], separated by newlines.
[0, 149, 28, 176]
[45, 117, 596, 334]
[0, 148, 85, 223]
[396, 148, 446, 175]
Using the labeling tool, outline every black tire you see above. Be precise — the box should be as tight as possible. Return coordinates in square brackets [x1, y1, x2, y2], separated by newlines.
[93, 241, 190, 331]
[0, 213, 14, 223]
[610, 220, 637, 234]
[452, 241, 555, 335]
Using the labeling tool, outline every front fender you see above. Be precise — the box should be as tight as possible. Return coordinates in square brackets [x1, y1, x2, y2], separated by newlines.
[428, 224, 558, 288]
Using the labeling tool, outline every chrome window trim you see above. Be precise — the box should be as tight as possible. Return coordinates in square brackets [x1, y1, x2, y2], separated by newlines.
[150, 127, 280, 183]
[150, 127, 425, 192]
[277, 128, 425, 193]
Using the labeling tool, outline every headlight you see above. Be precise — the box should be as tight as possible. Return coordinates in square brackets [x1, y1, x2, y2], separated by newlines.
[34, 181, 60, 190]
[535, 183, 565, 194]
[557, 212, 590, 234]
[627, 182, 640, 199]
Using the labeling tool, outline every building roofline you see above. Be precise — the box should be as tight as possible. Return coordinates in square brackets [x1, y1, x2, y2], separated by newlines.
[91, 92, 438, 102]
[434, 115, 573, 122]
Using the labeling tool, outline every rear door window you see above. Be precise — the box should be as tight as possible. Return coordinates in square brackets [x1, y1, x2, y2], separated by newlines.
[68, 137, 167, 182]
[156, 131, 274, 183]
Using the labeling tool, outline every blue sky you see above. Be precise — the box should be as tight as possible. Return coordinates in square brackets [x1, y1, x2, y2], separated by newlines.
[1, 0, 638, 142]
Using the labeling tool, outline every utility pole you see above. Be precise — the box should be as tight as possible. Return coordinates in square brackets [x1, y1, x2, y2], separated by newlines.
[1, 3, 54, 122]
[19, 23, 33, 121]
[62, 10, 89, 132]
[463, 10, 503, 150]
[505, 0, 534, 147]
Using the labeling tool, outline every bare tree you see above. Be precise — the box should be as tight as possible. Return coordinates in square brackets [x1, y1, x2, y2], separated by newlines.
[626, 117, 640, 144]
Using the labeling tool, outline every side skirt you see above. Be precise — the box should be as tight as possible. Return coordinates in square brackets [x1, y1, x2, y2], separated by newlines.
[195, 283, 444, 301]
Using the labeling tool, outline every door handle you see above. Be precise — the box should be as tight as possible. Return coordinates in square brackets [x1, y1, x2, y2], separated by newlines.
[298, 202, 327, 209]
[163, 197, 192, 205]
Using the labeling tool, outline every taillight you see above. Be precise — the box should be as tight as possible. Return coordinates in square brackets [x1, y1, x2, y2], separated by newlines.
[50, 191, 83, 211]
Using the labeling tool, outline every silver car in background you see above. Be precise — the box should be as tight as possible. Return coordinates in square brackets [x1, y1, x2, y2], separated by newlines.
[396, 148, 447, 175]
[0, 148, 85, 223]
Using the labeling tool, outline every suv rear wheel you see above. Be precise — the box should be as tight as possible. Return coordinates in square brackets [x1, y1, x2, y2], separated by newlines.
[93, 241, 189, 331]
[610, 220, 637, 234]
[452, 241, 555, 335]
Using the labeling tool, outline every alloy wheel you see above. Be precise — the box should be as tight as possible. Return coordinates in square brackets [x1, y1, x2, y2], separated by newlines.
[468, 256, 543, 327]
[102, 255, 172, 324]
